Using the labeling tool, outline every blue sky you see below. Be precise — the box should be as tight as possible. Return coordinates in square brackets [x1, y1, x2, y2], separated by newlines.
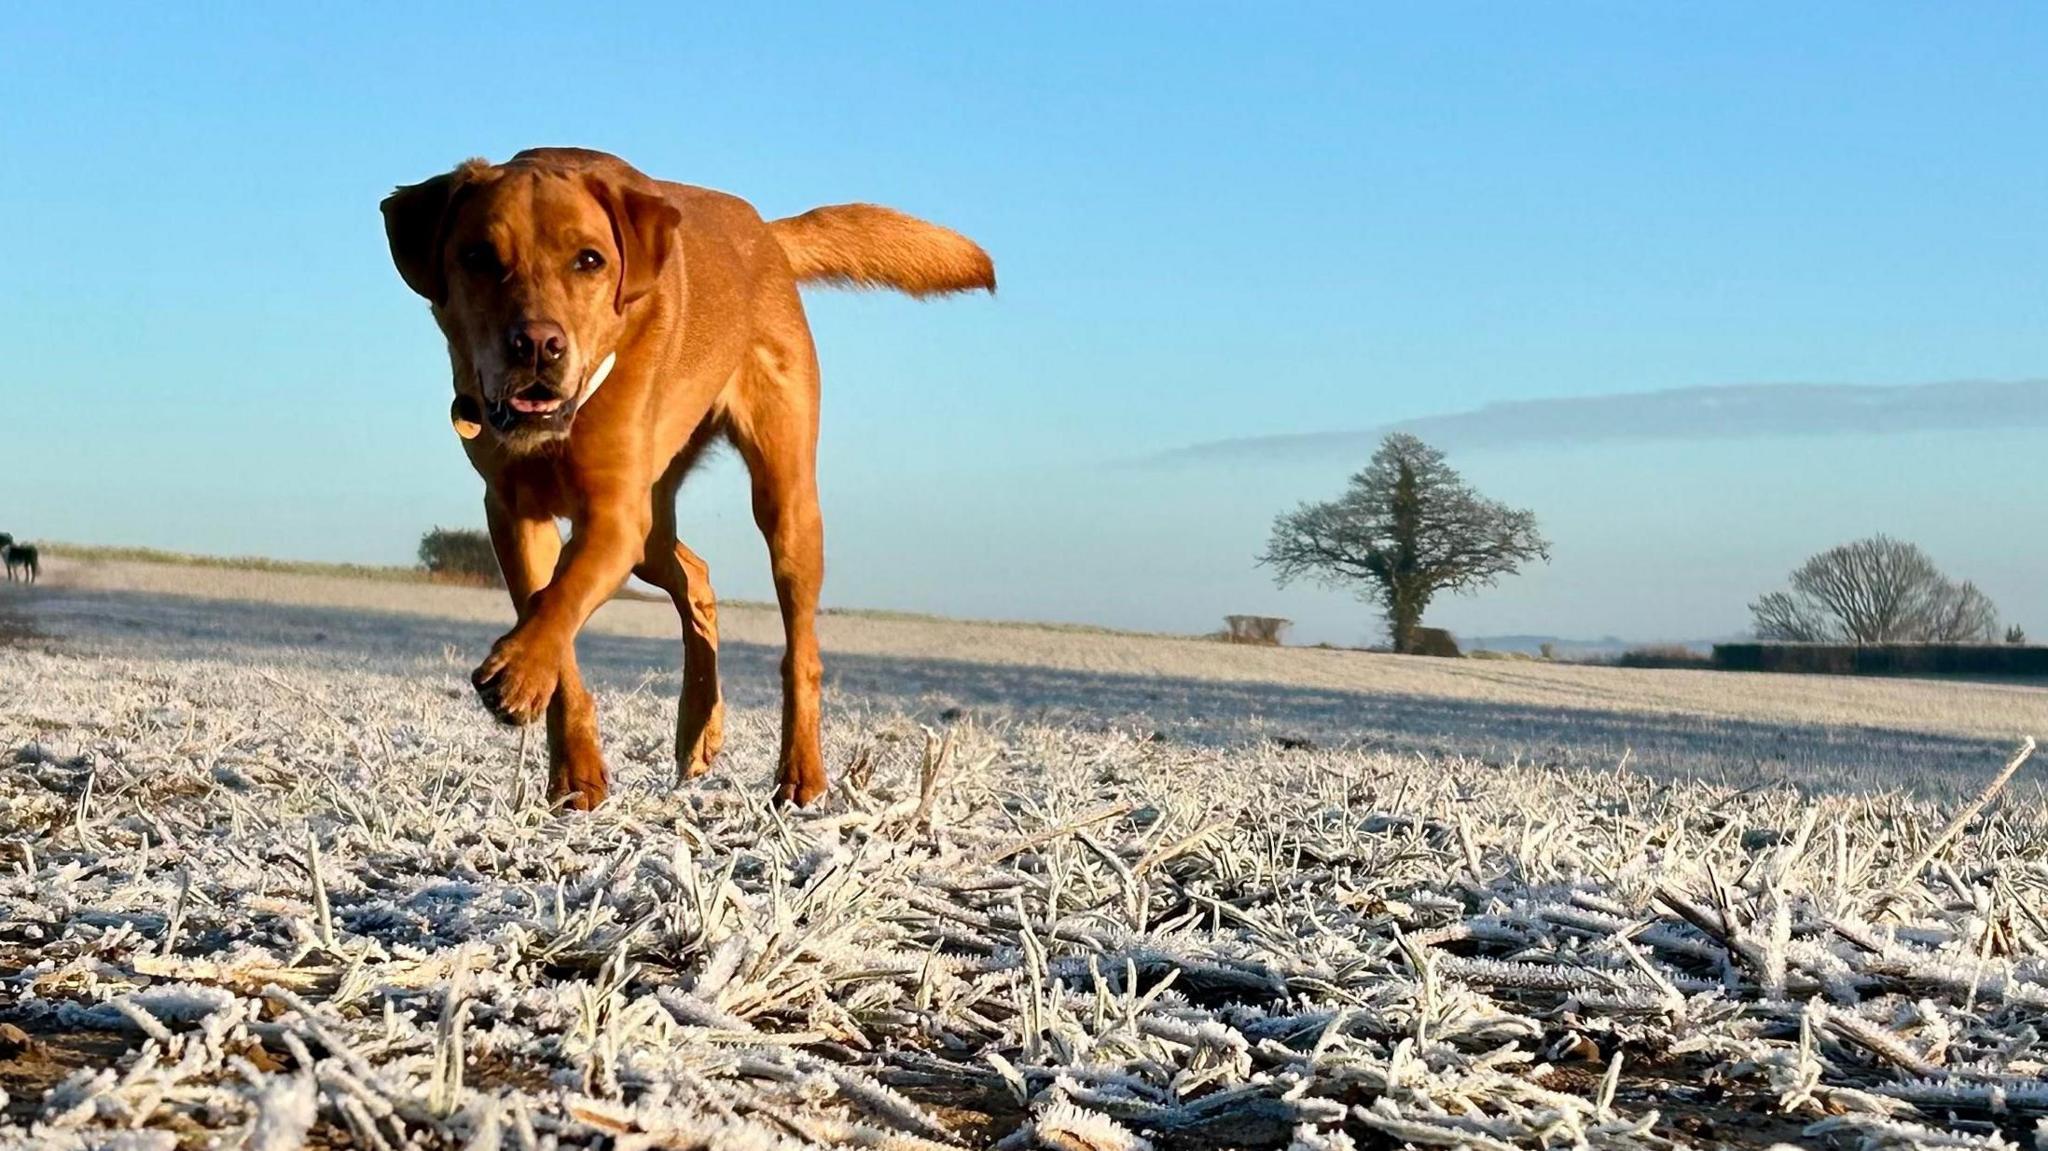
[4, 4, 2046, 644]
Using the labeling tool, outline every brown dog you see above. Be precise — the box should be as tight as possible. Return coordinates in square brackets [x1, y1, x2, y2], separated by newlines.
[382, 148, 992, 808]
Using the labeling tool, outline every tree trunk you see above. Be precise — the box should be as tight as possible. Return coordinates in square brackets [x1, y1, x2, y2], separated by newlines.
[1387, 587, 1426, 654]
[1384, 461, 1428, 653]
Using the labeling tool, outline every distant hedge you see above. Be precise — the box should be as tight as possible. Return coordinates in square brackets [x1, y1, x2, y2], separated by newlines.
[1615, 644, 1715, 670]
[1712, 643, 2048, 676]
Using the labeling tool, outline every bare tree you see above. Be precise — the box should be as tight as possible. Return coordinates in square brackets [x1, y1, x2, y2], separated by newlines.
[1749, 535, 1999, 644]
[1261, 433, 1549, 654]
[1922, 580, 1999, 644]
[1749, 590, 1835, 643]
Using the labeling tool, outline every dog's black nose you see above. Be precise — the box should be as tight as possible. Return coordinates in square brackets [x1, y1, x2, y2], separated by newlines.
[507, 320, 567, 367]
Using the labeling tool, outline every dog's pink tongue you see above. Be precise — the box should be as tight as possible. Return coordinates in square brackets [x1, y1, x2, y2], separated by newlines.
[510, 394, 564, 414]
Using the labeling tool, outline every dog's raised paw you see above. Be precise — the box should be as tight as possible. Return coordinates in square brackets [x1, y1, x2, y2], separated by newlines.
[472, 638, 560, 726]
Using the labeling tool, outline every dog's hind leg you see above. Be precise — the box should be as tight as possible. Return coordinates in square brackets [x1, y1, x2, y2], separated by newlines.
[725, 343, 828, 808]
[486, 497, 608, 809]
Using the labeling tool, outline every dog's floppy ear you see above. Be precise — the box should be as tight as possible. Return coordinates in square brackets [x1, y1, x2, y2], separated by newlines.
[586, 175, 681, 312]
[381, 166, 477, 303]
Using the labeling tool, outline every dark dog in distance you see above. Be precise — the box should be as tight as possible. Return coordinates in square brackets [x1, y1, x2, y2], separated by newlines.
[3, 537, 39, 585]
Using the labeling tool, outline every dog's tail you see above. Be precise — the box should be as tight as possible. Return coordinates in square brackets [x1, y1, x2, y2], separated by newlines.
[769, 204, 994, 298]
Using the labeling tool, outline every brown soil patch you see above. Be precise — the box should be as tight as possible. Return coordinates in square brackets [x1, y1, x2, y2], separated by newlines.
[0, 1021, 141, 1128]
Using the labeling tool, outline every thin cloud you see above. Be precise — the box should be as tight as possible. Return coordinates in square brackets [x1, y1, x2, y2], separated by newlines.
[1150, 379, 2048, 465]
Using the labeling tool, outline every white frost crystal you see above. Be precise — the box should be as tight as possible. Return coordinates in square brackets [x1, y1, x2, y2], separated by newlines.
[3, 613, 2048, 1149]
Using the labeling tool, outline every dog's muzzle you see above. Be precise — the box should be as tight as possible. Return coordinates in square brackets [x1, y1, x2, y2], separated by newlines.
[452, 353, 616, 441]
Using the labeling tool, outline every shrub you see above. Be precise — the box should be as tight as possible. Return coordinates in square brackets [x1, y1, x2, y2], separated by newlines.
[1411, 626, 1461, 658]
[1222, 615, 1291, 645]
[417, 527, 503, 587]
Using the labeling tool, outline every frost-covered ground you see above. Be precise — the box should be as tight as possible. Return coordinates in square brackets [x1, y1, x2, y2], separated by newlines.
[4, 562, 2048, 1149]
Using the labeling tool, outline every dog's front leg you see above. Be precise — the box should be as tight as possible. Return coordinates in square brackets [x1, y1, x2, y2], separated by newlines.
[473, 500, 648, 729]
[481, 498, 608, 808]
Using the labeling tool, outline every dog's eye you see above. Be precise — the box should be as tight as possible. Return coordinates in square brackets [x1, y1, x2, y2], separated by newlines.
[459, 245, 501, 275]
[575, 249, 606, 272]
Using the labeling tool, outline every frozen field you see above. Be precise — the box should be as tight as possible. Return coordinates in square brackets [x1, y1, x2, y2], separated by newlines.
[4, 557, 2048, 1149]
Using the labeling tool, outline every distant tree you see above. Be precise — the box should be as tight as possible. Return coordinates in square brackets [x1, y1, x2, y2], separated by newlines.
[1749, 535, 1998, 644]
[1923, 580, 2000, 643]
[418, 527, 503, 586]
[1261, 433, 1550, 654]
[2008, 624, 2028, 645]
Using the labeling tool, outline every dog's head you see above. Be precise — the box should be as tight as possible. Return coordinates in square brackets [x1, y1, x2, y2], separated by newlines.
[381, 155, 681, 450]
